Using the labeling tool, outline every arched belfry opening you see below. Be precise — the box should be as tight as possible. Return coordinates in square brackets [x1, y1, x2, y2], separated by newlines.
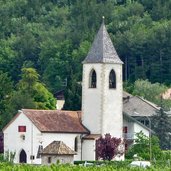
[89, 69, 96, 88]
[19, 149, 27, 163]
[109, 69, 116, 89]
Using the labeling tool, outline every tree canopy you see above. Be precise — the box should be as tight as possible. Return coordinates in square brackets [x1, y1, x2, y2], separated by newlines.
[1, 0, 171, 129]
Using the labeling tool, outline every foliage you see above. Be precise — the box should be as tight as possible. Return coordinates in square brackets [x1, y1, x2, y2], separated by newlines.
[96, 134, 124, 161]
[126, 131, 162, 160]
[63, 75, 82, 110]
[0, 161, 170, 170]
[1, 67, 56, 129]
[152, 108, 171, 150]
[124, 79, 171, 110]
[1, 0, 171, 128]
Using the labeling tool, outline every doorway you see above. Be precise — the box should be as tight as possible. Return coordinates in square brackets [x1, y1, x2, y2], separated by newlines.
[19, 149, 27, 163]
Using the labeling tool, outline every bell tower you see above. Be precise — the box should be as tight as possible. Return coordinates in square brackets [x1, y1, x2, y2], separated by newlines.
[82, 19, 123, 138]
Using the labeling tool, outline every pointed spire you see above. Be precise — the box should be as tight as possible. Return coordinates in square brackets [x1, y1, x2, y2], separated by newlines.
[83, 18, 123, 64]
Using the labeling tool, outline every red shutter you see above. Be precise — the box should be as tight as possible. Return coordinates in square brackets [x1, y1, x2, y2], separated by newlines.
[18, 126, 26, 132]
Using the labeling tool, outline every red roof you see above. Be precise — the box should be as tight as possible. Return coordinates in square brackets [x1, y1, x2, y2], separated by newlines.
[4, 109, 89, 134]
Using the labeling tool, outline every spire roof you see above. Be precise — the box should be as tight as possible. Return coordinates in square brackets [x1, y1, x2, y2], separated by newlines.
[83, 21, 123, 64]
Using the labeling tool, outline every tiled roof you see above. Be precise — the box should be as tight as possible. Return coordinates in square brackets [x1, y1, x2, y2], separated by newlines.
[123, 96, 159, 117]
[41, 141, 75, 155]
[83, 21, 123, 64]
[22, 109, 89, 133]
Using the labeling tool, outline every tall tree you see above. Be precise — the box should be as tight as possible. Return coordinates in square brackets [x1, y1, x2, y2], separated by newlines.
[152, 108, 171, 149]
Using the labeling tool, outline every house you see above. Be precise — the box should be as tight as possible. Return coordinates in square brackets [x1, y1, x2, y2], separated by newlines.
[54, 90, 65, 110]
[3, 20, 150, 164]
[41, 141, 76, 165]
[123, 92, 160, 127]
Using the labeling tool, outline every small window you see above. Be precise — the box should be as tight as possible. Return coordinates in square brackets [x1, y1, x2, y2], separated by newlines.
[48, 157, 51, 163]
[30, 155, 35, 160]
[18, 126, 26, 132]
[89, 69, 96, 88]
[109, 70, 116, 89]
[74, 137, 78, 152]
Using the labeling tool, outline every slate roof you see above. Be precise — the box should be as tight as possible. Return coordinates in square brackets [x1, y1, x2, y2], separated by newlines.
[83, 21, 123, 64]
[123, 95, 159, 117]
[41, 141, 75, 155]
[20, 109, 89, 133]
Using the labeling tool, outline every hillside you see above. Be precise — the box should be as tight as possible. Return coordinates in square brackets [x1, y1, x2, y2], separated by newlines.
[1, 0, 171, 128]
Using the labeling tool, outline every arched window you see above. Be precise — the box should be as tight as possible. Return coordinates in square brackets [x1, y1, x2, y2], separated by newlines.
[109, 69, 116, 89]
[89, 69, 97, 88]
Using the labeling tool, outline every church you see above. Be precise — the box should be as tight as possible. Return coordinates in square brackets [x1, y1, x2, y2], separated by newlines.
[3, 21, 150, 164]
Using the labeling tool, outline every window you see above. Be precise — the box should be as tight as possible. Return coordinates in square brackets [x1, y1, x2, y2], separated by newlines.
[109, 70, 116, 89]
[37, 145, 43, 158]
[30, 155, 35, 160]
[89, 69, 96, 88]
[74, 137, 78, 152]
[123, 126, 128, 133]
[48, 157, 51, 163]
[18, 126, 26, 132]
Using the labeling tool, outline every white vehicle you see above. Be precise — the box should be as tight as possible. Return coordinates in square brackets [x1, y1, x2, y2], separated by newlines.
[130, 161, 151, 168]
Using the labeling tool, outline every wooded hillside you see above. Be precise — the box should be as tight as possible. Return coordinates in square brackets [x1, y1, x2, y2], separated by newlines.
[1, 0, 171, 128]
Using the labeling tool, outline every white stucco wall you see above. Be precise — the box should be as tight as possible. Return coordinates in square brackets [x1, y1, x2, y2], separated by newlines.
[123, 118, 149, 140]
[41, 133, 82, 161]
[102, 64, 123, 138]
[3, 112, 83, 164]
[133, 122, 149, 139]
[3, 113, 42, 164]
[82, 63, 123, 138]
[82, 64, 103, 134]
[82, 139, 96, 161]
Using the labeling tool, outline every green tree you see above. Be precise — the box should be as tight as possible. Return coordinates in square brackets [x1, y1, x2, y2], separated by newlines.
[131, 79, 171, 110]
[126, 131, 162, 160]
[63, 75, 81, 110]
[152, 108, 171, 150]
[7, 67, 56, 122]
[0, 71, 14, 129]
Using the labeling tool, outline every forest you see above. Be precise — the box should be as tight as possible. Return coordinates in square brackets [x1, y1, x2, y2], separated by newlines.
[1, 0, 171, 129]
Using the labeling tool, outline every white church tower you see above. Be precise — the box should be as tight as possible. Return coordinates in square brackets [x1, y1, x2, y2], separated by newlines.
[82, 20, 123, 138]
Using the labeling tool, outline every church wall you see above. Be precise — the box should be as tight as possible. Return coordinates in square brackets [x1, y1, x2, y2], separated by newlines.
[82, 139, 96, 161]
[3, 112, 83, 164]
[41, 133, 82, 161]
[82, 64, 103, 134]
[3, 112, 42, 164]
[102, 64, 123, 138]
